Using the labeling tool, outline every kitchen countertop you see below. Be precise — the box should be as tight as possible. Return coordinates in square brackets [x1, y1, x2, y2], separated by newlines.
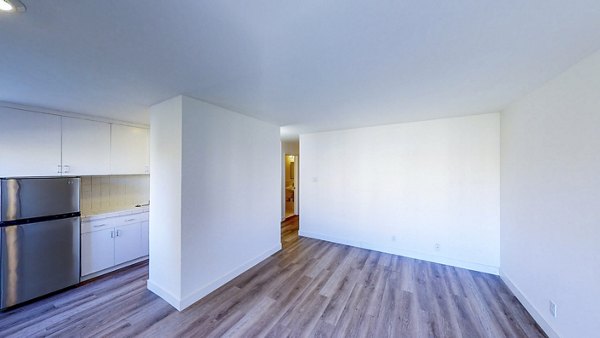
[81, 206, 149, 222]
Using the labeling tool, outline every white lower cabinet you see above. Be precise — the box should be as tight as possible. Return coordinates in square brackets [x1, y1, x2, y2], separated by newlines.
[81, 212, 149, 277]
[141, 220, 149, 256]
[81, 228, 115, 276]
[114, 223, 142, 265]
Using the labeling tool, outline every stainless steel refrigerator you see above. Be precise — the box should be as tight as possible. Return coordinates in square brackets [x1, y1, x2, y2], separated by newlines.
[0, 177, 80, 309]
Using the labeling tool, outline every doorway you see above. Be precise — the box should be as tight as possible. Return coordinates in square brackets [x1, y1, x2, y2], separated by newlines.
[281, 138, 299, 245]
[284, 154, 298, 218]
[282, 153, 299, 247]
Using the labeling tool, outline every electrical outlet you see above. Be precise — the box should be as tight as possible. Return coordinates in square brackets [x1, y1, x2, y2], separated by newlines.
[391, 235, 396, 242]
[549, 301, 557, 318]
[434, 243, 441, 251]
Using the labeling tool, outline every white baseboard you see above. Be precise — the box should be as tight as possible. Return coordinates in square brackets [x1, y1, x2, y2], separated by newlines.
[178, 243, 282, 310]
[500, 270, 559, 338]
[147, 279, 183, 311]
[299, 230, 499, 275]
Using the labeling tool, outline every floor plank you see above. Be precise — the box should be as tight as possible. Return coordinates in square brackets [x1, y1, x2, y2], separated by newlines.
[0, 217, 546, 337]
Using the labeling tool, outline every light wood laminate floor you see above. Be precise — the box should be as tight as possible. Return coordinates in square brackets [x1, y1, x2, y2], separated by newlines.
[281, 215, 300, 248]
[0, 217, 546, 337]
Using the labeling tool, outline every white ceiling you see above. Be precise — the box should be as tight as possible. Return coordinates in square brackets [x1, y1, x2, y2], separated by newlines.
[2, 1, 600, 139]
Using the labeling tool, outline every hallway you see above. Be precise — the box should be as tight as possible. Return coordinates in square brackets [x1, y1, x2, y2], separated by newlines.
[281, 215, 299, 248]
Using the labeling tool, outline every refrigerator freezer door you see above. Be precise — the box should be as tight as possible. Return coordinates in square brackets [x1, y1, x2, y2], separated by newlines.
[0, 217, 80, 309]
[0, 177, 80, 222]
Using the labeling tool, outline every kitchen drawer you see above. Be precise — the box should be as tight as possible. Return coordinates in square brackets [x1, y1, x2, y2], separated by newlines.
[81, 218, 114, 234]
[112, 213, 147, 226]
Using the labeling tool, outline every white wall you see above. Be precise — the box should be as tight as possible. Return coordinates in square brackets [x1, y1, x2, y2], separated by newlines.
[147, 96, 281, 310]
[179, 96, 281, 308]
[282, 140, 299, 155]
[300, 114, 500, 273]
[148, 96, 183, 307]
[281, 140, 299, 220]
[500, 50, 600, 338]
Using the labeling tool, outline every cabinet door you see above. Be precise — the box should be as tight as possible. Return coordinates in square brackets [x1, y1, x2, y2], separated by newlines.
[141, 220, 149, 256]
[62, 117, 111, 175]
[110, 124, 149, 175]
[81, 228, 115, 276]
[0, 107, 62, 177]
[114, 223, 142, 265]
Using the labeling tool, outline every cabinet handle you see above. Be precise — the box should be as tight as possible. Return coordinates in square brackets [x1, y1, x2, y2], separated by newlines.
[110, 231, 115, 238]
[116, 230, 122, 237]
[57, 164, 62, 174]
[125, 218, 135, 222]
[93, 224, 107, 228]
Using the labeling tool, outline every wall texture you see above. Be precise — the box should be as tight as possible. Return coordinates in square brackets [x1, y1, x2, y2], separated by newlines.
[300, 113, 500, 273]
[500, 50, 600, 338]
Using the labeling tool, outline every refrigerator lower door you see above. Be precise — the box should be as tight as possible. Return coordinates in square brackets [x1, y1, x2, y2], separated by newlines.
[0, 217, 80, 309]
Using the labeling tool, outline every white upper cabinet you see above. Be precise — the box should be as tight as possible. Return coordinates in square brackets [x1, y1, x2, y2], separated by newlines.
[0, 107, 62, 177]
[110, 124, 149, 175]
[0, 106, 149, 177]
[61, 117, 111, 176]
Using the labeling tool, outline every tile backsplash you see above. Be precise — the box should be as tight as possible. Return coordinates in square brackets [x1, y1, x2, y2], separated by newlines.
[80, 175, 150, 215]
